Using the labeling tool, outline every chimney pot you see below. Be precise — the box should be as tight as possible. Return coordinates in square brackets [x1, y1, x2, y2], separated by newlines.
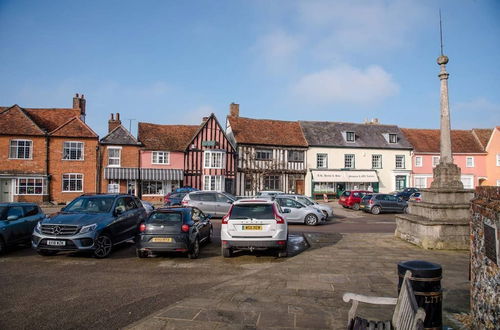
[230, 102, 239, 117]
[116, 113, 120, 120]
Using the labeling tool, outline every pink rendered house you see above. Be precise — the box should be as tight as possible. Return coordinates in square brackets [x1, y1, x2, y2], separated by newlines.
[402, 129, 488, 189]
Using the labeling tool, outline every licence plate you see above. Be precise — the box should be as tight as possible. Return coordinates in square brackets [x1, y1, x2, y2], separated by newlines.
[360, 205, 365, 209]
[152, 237, 173, 243]
[46, 240, 65, 246]
[243, 225, 262, 230]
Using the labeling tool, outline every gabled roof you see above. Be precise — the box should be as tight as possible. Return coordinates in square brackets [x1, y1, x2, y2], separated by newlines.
[138, 122, 199, 151]
[101, 125, 141, 145]
[0, 105, 45, 135]
[187, 113, 236, 151]
[24, 108, 80, 132]
[401, 128, 486, 153]
[227, 116, 308, 147]
[472, 128, 493, 149]
[49, 117, 98, 138]
[300, 121, 412, 149]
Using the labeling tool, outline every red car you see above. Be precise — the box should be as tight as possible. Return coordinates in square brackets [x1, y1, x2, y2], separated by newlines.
[338, 190, 372, 210]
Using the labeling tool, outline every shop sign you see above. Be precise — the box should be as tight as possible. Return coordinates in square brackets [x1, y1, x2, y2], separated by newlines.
[312, 170, 378, 182]
[202, 140, 218, 147]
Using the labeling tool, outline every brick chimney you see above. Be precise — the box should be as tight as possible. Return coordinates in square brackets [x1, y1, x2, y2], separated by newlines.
[73, 93, 86, 122]
[108, 113, 122, 133]
[229, 102, 239, 117]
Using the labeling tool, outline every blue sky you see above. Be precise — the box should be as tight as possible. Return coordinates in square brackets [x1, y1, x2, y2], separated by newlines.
[1, 0, 499, 137]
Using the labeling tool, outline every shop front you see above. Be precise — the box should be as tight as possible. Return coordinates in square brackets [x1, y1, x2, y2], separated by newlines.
[310, 170, 379, 199]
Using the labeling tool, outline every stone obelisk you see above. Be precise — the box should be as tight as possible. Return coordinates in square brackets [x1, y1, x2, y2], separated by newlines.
[395, 24, 473, 250]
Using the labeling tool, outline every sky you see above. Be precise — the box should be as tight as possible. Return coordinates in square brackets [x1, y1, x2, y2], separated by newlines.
[0, 0, 499, 138]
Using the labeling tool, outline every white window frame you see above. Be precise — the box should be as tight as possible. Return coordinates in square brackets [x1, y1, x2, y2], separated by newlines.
[496, 180, 500, 187]
[203, 175, 224, 191]
[62, 141, 84, 160]
[15, 177, 47, 195]
[108, 147, 121, 167]
[152, 151, 170, 165]
[461, 175, 474, 189]
[415, 156, 423, 167]
[432, 156, 440, 167]
[62, 173, 84, 192]
[9, 139, 32, 159]
[497, 154, 500, 166]
[414, 176, 428, 189]
[317, 153, 328, 168]
[141, 180, 164, 195]
[466, 156, 474, 168]
[372, 154, 382, 169]
[395, 155, 405, 169]
[203, 150, 225, 169]
[107, 179, 120, 193]
[345, 131, 356, 143]
[389, 134, 398, 144]
[344, 154, 355, 169]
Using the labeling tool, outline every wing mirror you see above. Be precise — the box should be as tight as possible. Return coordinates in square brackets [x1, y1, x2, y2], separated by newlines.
[226, 199, 233, 204]
[283, 208, 291, 214]
[114, 208, 124, 216]
[7, 215, 19, 221]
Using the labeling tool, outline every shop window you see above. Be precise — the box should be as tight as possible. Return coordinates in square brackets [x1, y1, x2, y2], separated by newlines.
[108, 180, 120, 193]
[414, 177, 427, 189]
[15, 178, 47, 195]
[142, 180, 163, 195]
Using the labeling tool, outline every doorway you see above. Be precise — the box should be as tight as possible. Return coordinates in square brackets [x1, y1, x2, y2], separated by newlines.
[0, 179, 13, 202]
[395, 176, 407, 191]
[295, 180, 305, 195]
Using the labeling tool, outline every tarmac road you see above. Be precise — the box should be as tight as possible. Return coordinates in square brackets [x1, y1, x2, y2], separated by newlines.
[0, 204, 397, 330]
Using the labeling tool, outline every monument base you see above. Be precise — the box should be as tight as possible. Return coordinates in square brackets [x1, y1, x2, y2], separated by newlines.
[395, 187, 474, 250]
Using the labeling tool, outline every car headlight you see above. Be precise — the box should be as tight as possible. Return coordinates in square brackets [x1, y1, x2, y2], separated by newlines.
[80, 223, 98, 234]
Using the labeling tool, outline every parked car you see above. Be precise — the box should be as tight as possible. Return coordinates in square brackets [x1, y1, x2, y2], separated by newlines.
[32, 194, 147, 258]
[280, 194, 334, 218]
[220, 199, 288, 258]
[408, 192, 422, 203]
[338, 190, 372, 210]
[275, 196, 326, 226]
[181, 191, 236, 217]
[136, 206, 212, 259]
[359, 194, 408, 215]
[0, 203, 45, 254]
[164, 187, 199, 206]
[141, 200, 155, 215]
[395, 188, 419, 201]
[256, 191, 285, 198]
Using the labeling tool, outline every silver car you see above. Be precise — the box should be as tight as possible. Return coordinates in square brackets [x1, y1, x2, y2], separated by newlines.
[281, 194, 334, 219]
[182, 191, 236, 217]
[275, 196, 325, 226]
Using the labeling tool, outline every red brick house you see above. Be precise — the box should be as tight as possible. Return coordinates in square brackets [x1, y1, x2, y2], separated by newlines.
[0, 94, 99, 204]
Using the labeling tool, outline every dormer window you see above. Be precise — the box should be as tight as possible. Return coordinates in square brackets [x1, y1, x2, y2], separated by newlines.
[346, 131, 356, 142]
[389, 134, 398, 144]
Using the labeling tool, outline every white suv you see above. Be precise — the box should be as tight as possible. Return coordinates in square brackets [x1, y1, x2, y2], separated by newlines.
[220, 199, 288, 258]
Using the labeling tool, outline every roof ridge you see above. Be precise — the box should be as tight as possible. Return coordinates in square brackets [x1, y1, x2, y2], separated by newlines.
[4, 104, 46, 134]
[49, 116, 98, 138]
[101, 124, 140, 145]
[300, 120, 399, 127]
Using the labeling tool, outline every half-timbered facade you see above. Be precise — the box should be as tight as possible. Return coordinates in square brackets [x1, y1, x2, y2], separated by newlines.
[184, 114, 237, 194]
[226, 103, 308, 196]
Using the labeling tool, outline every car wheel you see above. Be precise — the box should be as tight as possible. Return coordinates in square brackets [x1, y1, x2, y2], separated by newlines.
[207, 227, 213, 243]
[277, 248, 288, 258]
[342, 205, 348, 208]
[322, 210, 328, 218]
[352, 203, 360, 211]
[136, 249, 148, 258]
[188, 237, 200, 259]
[305, 214, 319, 226]
[222, 246, 232, 258]
[37, 249, 58, 256]
[93, 234, 113, 259]
[371, 206, 381, 215]
[0, 237, 6, 255]
[403, 206, 408, 214]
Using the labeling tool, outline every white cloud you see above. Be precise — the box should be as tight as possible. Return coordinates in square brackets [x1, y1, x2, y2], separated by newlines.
[452, 98, 500, 128]
[252, 30, 301, 73]
[292, 64, 399, 106]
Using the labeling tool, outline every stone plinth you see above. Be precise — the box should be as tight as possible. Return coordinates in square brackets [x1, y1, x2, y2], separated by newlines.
[395, 188, 474, 250]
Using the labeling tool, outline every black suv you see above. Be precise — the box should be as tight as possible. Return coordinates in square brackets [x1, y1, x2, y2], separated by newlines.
[359, 193, 408, 215]
[395, 188, 419, 201]
[32, 194, 147, 258]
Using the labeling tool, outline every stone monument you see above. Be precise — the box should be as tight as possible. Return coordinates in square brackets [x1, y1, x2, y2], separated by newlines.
[395, 40, 474, 250]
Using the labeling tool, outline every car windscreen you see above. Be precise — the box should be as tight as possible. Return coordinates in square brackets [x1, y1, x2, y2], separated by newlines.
[0, 206, 7, 220]
[297, 197, 314, 206]
[64, 197, 115, 213]
[361, 195, 373, 201]
[342, 191, 351, 197]
[147, 212, 182, 225]
[230, 204, 274, 219]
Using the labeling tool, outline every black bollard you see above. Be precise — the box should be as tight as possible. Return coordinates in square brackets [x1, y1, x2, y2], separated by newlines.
[397, 260, 442, 330]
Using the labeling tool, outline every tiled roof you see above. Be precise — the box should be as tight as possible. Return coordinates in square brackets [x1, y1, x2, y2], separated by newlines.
[472, 128, 493, 149]
[300, 121, 412, 149]
[0, 105, 45, 135]
[50, 117, 98, 138]
[24, 108, 80, 132]
[227, 116, 308, 147]
[401, 128, 486, 153]
[101, 125, 141, 145]
[138, 122, 199, 151]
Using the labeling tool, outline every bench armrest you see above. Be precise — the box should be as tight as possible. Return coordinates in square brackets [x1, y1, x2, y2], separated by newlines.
[343, 293, 398, 305]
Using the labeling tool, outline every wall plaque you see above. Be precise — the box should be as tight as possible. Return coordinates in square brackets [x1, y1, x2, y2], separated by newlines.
[484, 222, 498, 265]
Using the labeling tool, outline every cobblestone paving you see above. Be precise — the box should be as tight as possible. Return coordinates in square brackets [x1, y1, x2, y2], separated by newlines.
[126, 233, 469, 329]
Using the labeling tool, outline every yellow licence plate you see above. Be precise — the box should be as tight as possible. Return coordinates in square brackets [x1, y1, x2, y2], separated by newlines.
[152, 237, 173, 243]
[243, 225, 262, 230]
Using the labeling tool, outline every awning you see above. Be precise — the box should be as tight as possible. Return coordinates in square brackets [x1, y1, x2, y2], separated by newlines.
[140, 168, 183, 181]
[104, 168, 184, 181]
[312, 170, 378, 183]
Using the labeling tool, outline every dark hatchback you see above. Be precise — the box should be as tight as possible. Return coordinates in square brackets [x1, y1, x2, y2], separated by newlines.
[359, 194, 408, 215]
[164, 187, 199, 206]
[0, 203, 45, 254]
[395, 187, 419, 201]
[136, 207, 212, 259]
[32, 194, 147, 258]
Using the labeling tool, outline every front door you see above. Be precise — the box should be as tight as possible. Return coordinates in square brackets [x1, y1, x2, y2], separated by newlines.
[224, 179, 234, 195]
[395, 176, 406, 191]
[295, 180, 305, 195]
[0, 179, 13, 203]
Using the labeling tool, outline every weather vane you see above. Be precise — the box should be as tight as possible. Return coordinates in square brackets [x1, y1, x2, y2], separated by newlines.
[439, 9, 444, 56]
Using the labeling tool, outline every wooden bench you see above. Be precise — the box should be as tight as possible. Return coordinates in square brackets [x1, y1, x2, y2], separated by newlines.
[342, 271, 426, 330]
